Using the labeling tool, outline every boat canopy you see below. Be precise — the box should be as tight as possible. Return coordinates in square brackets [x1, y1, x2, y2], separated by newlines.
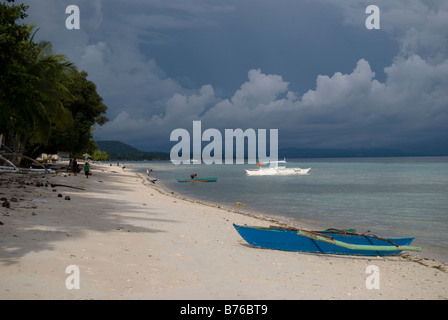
[260, 158, 287, 167]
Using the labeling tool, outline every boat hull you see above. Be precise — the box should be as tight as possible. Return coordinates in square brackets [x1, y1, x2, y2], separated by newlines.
[176, 178, 218, 182]
[233, 224, 415, 256]
[245, 168, 310, 176]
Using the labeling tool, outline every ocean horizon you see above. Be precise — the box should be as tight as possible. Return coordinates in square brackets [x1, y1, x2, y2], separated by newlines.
[119, 156, 448, 262]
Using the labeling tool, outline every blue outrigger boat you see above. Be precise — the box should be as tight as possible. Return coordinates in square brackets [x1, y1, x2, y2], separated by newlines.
[233, 224, 421, 256]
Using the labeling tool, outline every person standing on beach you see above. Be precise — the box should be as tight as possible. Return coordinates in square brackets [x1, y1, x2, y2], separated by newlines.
[84, 162, 90, 178]
[72, 158, 78, 176]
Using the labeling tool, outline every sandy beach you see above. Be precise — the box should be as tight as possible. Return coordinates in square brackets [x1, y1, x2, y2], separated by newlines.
[1, 162, 447, 300]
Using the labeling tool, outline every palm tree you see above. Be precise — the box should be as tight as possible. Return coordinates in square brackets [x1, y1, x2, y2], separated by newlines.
[26, 40, 76, 143]
[1, 2, 77, 165]
[8, 37, 77, 163]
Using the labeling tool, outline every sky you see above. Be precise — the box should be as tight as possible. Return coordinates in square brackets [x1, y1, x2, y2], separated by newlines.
[20, 0, 448, 155]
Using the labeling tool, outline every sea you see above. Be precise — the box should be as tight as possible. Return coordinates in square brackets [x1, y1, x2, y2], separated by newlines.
[118, 157, 448, 262]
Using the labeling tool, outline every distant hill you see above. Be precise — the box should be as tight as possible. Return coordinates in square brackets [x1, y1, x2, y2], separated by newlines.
[96, 140, 170, 160]
[95, 141, 433, 161]
[278, 148, 408, 158]
[96, 141, 141, 154]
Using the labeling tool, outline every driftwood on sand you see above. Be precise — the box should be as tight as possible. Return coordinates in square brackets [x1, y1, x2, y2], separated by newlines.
[50, 183, 85, 191]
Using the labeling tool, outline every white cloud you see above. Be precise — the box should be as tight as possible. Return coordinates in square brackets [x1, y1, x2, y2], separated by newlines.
[164, 84, 216, 122]
[97, 52, 447, 151]
[231, 69, 289, 108]
[300, 59, 378, 107]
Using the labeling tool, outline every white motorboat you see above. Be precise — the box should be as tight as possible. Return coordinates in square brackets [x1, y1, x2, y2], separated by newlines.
[245, 159, 310, 176]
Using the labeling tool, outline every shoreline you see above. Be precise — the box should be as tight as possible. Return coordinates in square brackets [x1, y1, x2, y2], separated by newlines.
[132, 164, 448, 263]
[139, 172, 301, 229]
[1, 162, 447, 299]
[134, 163, 353, 232]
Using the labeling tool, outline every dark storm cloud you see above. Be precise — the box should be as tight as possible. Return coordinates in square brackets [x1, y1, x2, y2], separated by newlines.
[21, 0, 448, 154]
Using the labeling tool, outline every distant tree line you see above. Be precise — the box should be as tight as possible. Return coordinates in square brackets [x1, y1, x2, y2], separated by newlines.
[95, 141, 170, 161]
[0, 0, 108, 165]
[91, 150, 109, 161]
[106, 152, 170, 161]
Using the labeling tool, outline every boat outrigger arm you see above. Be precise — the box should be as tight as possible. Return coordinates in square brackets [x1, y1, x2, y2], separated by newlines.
[1, 151, 53, 174]
[297, 230, 422, 252]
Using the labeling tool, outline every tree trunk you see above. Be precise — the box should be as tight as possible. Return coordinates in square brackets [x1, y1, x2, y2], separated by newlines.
[10, 132, 26, 166]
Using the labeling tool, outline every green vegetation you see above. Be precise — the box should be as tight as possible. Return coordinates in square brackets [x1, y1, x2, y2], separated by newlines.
[0, 0, 108, 165]
[44, 69, 108, 155]
[91, 150, 109, 161]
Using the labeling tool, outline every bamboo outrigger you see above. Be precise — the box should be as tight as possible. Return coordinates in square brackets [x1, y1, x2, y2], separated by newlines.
[0, 151, 54, 174]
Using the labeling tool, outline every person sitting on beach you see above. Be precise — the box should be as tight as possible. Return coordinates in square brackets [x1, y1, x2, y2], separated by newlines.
[190, 174, 197, 179]
[72, 158, 78, 176]
[84, 162, 90, 178]
[147, 169, 152, 176]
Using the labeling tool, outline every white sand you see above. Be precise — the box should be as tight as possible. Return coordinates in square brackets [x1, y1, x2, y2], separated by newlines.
[1, 163, 447, 300]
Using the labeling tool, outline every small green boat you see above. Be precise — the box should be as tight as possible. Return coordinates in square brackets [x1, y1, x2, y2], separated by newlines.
[176, 177, 218, 183]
